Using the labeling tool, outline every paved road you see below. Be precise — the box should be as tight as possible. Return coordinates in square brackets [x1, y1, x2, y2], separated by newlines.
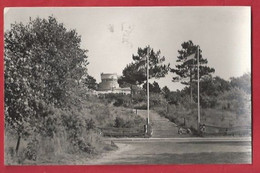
[88, 138, 251, 165]
[87, 110, 251, 165]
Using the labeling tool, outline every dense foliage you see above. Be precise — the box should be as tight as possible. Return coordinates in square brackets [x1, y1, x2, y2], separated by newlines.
[155, 73, 251, 134]
[118, 46, 170, 96]
[171, 40, 215, 101]
[4, 16, 145, 164]
[5, 16, 89, 154]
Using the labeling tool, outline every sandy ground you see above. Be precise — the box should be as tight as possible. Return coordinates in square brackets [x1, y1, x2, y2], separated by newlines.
[86, 139, 251, 165]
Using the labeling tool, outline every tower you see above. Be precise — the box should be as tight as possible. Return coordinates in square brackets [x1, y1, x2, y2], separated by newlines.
[98, 73, 119, 91]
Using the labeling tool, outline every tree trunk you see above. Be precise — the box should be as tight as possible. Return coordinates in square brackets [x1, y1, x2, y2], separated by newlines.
[15, 134, 21, 154]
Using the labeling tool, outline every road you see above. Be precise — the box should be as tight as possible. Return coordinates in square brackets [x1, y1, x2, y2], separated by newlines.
[88, 110, 251, 165]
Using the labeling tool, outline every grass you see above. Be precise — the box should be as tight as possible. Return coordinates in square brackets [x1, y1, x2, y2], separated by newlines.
[155, 104, 251, 136]
[5, 95, 146, 165]
[101, 127, 145, 138]
[5, 131, 118, 165]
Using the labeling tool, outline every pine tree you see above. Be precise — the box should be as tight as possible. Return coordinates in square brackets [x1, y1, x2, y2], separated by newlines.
[171, 40, 215, 101]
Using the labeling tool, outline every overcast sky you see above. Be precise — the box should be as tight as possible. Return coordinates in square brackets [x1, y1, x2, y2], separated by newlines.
[4, 7, 251, 91]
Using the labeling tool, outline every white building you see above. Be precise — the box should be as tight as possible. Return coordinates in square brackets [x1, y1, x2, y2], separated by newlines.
[97, 73, 131, 95]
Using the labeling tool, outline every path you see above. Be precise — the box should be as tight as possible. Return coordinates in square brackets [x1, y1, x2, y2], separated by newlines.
[86, 110, 251, 165]
[136, 109, 183, 138]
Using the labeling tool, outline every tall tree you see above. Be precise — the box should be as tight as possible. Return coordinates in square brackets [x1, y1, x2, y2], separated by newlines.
[119, 45, 170, 97]
[171, 40, 215, 101]
[4, 16, 88, 153]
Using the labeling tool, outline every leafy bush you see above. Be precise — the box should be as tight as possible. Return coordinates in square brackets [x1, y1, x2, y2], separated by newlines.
[99, 93, 131, 107]
[24, 138, 39, 161]
[85, 118, 95, 130]
[217, 87, 251, 115]
[200, 94, 218, 108]
[75, 137, 95, 154]
[132, 90, 146, 104]
[230, 73, 251, 94]
[114, 117, 125, 128]
[149, 93, 167, 107]
[114, 114, 145, 128]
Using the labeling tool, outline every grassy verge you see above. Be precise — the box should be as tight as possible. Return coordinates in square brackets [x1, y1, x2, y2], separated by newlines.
[5, 95, 145, 165]
[154, 104, 251, 136]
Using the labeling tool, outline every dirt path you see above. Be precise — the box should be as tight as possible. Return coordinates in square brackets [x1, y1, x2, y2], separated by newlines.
[136, 109, 182, 138]
[86, 143, 133, 165]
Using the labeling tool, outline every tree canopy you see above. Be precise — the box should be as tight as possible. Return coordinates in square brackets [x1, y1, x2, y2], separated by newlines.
[4, 16, 88, 146]
[83, 75, 97, 90]
[171, 40, 215, 101]
[142, 81, 161, 93]
[119, 46, 170, 87]
[230, 73, 251, 94]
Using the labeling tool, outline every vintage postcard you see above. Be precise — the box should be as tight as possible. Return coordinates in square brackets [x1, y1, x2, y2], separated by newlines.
[4, 7, 251, 165]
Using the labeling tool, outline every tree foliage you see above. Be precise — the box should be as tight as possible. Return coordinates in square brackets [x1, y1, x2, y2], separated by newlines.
[83, 75, 97, 90]
[193, 76, 231, 97]
[171, 41, 215, 101]
[230, 73, 251, 94]
[161, 86, 172, 102]
[218, 87, 251, 115]
[119, 46, 170, 87]
[171, 40, 215, 84]
[143, 81, 161, 93]
[4, 16, 88, 151]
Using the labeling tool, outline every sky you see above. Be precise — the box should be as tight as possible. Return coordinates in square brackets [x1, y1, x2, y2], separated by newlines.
[4, 7, 251, 91]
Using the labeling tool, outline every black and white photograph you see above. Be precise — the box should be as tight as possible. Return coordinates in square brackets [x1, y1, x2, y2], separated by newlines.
[4, 7, 251, 165]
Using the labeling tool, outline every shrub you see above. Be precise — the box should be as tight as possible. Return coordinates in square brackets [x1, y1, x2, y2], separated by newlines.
[149, 93, 167, 107]
[114, 117, 125, 128]
[132, 91, 146, 104]
[99, 93, 131, 107]
[200, 94, 218, 108]
[76, 137, 95, 154]
[217, 87, 251, 115]
[85, 118, 95, 130]
[24, 138, 39, 161]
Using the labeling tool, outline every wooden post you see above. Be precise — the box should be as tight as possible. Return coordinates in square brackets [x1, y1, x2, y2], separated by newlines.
[197, 46, 201, 131]
[147, 47, 150, 125]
